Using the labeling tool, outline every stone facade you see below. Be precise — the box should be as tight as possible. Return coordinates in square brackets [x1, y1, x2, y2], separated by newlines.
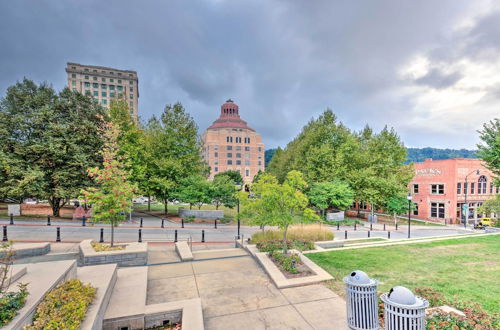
[178, 208, 224, 220]
[78, 240, 147, 267]
[201, 100, 265, 183]
[65, 62, 139, 120]
[409, 158, 499, 224]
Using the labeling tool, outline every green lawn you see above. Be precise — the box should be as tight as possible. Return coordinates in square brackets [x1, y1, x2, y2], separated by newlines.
[307, 235, 500, 314]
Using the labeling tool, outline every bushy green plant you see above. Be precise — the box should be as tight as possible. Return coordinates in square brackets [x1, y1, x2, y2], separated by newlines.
[182, 216, 195, 223]
[269, 250, 301, 274]
[26, 279, 96, 330]
[257, 239, 315, 253]
[0, 284, 28, 326]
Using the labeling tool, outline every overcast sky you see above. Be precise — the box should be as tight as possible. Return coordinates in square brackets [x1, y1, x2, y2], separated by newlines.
[1, 0, 499, 149]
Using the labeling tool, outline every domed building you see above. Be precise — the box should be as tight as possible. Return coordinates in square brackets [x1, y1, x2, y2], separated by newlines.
[201, 99, 265, 183]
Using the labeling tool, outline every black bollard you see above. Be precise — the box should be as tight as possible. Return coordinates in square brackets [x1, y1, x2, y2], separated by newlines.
[174, 229, 178, 243]
[140, 218, 143, 228]
[99, 228, 104, 243]
[47, 215, 51, 226]
[9, 214, 13, 225]
[337, 222, 340, 230]
[388, 231, 391, 239]
[395, 223, 398, 230]
[2, 226, 7, 242]
[354, 222, 357, 231]
[82, 216, 86, 227]
[181, 218, 184, 228]
[383, 223, 386, 231]
[370, 223, 373, 231]
[161, 219, 164, 228]
[201, 230, 205, 243]
[214, 219, 217, 229]
[368, 230, 371, 238]
[56, 227, 61, 242]
[345, 230, 347, 240]
[138, 229, 142, 242]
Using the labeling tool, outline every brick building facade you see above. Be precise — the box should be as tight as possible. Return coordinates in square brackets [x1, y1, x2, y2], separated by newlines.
[201, 100, 265, 183]
[409, 158, 499, 224]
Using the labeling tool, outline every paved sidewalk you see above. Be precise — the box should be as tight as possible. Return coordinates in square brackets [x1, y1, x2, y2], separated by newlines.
[147, 254, 347, 329]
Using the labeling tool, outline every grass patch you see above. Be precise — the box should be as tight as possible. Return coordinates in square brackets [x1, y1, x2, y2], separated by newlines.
[307, 235, 500, 314]
[251, 224, 334, 243]
[26, 279, 96, 329]
[344, 238, 386, 245]
[91, 242, 124, 252]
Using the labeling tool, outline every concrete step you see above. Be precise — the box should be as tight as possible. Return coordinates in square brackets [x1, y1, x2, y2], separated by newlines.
[13, 252, 78, 264]
[78, 264, 118, 330]
[175, 241, 193, 261]
[192, 248, 248, 260]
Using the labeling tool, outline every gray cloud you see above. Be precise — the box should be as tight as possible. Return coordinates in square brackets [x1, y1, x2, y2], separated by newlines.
[0, 0, 499, 149]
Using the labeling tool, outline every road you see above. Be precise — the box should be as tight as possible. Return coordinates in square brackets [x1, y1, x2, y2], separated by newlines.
[0, 212, 475, 243]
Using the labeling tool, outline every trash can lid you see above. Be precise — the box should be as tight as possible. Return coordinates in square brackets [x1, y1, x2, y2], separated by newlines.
[347, 270, 371, 284]
[387, 286, 416, 305]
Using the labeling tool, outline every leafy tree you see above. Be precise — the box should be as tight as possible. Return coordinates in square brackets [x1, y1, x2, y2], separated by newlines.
[384, 194, 416, 224]
[240, 170, 319, 253]
[0, 79, 107, 216]
[175, 175, 211, 210]
[210, 175, 237, 210]
[81, 122, 136, 246]
[477, 119, 500, 185]
[144, 103, 206, 214]
[214, 170, 243, 185]
[477, 195, 500, 218]
[308, 180, 354, 218]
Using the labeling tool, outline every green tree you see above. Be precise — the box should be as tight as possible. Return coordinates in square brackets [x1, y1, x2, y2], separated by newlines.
[477, 119, 500, 185]
[175, 175, 211, 210]
[477, 195, 500, 218]
[308, 180, 354, 218]
[81, 122, 136, 246]
[210, 175, 237, 210]
[0, 79, 107, 216]
[144, 103, 205, 214]
[214, 170, 244, 185]
[384, 194, 416, 225]
[240, 170, 319, 253]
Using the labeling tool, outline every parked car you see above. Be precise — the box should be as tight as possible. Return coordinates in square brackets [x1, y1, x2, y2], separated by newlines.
[133, 197, 150, 204]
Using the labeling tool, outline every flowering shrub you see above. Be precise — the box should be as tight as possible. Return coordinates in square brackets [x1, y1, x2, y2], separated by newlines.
[26, 279, 96, 329]
[269, 250, 301, 274]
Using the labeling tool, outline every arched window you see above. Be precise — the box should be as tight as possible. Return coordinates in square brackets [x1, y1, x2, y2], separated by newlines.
[478, 175, 487, 194]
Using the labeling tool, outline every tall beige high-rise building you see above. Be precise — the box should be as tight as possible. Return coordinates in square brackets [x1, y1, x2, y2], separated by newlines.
[202, 99, 265, 183]
[65, 62, 139, 119]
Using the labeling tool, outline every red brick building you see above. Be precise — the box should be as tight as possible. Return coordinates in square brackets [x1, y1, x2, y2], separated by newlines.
[409, 158, 499, 224]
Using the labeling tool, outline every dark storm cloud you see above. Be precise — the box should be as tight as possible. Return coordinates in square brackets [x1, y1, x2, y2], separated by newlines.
[1, 0, 499, 149]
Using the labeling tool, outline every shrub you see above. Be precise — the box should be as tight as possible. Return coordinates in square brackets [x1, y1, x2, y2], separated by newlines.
[91, 242, 124, 252]
[182, 216, 195, 223]
[251, 224, 333, 243]
[0, 284, 28, 326]
[269, 250, 301, 274]
[256, 239, 315, 253]
[26, 279, 96, 330]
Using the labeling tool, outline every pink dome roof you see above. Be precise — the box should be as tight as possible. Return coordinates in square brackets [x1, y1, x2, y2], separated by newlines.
[207, 99, 255, 131]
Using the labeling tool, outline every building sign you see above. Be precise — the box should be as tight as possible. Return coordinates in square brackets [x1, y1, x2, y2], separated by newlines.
[415, 168, 443, 177]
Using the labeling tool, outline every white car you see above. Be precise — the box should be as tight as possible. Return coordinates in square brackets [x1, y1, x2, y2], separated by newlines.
[133, 197, 150, 204]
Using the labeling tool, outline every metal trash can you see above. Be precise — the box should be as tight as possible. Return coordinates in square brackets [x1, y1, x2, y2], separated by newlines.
[343, 270, 379, 330]
[380, 286, 429, 330]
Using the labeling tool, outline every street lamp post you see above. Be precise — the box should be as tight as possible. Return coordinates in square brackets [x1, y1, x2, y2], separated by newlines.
[407, 193, 412, 239]
[236, 182, 241, 239]
[463, 169, 480, 229]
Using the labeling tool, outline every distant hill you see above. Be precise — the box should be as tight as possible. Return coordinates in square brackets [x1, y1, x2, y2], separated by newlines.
[406, 147, 476, 163]
[264, 147, 476, 167]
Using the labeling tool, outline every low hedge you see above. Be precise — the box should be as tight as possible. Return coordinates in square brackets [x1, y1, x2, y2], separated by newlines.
[26, 279, 96, 330]
[256, 239, 315, 252]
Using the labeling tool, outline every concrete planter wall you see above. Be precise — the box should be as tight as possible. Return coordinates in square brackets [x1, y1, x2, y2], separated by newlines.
[178, 208, 224, 220]
[326, 211, 345, 221]
[78, 240, 147, 267]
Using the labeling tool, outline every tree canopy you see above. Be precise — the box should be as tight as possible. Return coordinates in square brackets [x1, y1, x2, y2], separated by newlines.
[214, 170, 243, 185]
[308, 180, 354, 215]
[477, 119, 500, 186]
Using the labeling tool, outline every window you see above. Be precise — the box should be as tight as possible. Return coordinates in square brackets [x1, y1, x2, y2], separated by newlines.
[226, 136, 233, 143]
[110, 78, 114, 82]
[214, 145, 219, 150]
[413, 204, 419, 216]
[130, 79, 133, 83]
[118, 79, 122, 83]
[227, 146, 232, 150]
[245, 160, 250, 165]
[471, 182, 475, 194]
[118, 73, 122, 76]
[118, 86, 123, 91]
[431, 184, 444, 194]
[110, 92, 115, 98]
[130, 87, 133, 92]
[102, 92, 107, 97]
[214, 152, 218, 158]
[102, 77, 106, 82]
[83, 82, 90, 88]
[129, 94, 133, 99]
[93, 83, 98, 88]
[431, 202, 445, 218]
[129, 101, 133, 108]
[85, 90, 91, 95]
[236, 146, 241, 151]
[93, 76, 97, 81]
[71, 81, 76, 86]
[93, 69, 97, 73]
[71, 66, 76, 69]
[101, 99, 107, 105]
[258, 161, 262, 166]
[478, 176, 487, 194]
[101, 84, 107, 89]
[110, 72, 114, 75]
[245, 146, 250, 151]
[93, 91, 98, 96]
[71, 73, 76, 78]
[245, 153, 250, 158]
[84, 68, 89, 72]
[247, 138, 250, 143]
[457, 183, 461, 194]
[236, 160, 241, 165]
[227, 153, 232, 158]
[245, 169, 250, 177]
[236, 153, 241, 158]
[109, 85, 115, 90]
[214, 167, 218, 172]
[413, 184, 419, 194]
[258, 147, 262, 152]
[227, 160, 232, 165]
[84, 75, 89, 80]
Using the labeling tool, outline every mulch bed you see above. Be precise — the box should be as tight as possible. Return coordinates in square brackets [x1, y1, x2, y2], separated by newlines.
[269, 252, 313, 279]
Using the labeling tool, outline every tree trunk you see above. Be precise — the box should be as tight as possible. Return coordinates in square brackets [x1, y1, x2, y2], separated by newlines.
[148, 195, 151, 211]
[190, 204, 192, 210]
[111, 222, 115, 247]
[163, 198, 168, 215]
[393, 212, 397, 226]
[215, 203, 219, 210]
[49, 197, 64, 217]
[357, 202, 360, 216]
[198, 204, 202, 210]
[283, 225, 289, 254]
[261, 225, 265, 233]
